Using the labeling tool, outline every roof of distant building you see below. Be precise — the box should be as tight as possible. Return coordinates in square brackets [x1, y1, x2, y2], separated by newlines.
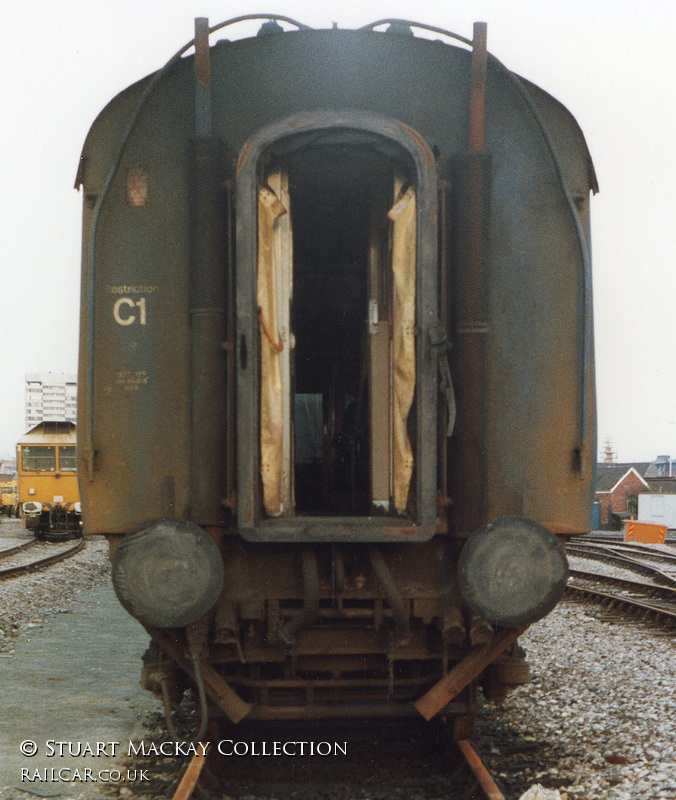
[596, 463, 651, 493]
[645, 456, 676, 478]
[645, 477, 676, 493]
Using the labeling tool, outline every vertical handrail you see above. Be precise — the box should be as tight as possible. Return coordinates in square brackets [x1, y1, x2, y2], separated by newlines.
[454, 22, 490, 533]
[468, 22, 487, 152]
[190, 17, 229, 525]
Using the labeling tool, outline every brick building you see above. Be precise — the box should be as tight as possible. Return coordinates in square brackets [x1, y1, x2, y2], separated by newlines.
[595, 463, 650, 529]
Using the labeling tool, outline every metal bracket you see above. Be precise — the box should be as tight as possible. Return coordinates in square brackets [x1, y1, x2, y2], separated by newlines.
[429, 323, 456, 436]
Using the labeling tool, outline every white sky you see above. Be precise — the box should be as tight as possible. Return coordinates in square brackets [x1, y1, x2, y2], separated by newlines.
[1, 0, 675, 462]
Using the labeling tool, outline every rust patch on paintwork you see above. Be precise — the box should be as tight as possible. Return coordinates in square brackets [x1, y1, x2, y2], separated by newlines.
[400, 122, 434, 168]
[194, 18, 212, 86]
[545, 523, 590, 537]
[384, 526, 417, 537]
[237, 142, 253, 173]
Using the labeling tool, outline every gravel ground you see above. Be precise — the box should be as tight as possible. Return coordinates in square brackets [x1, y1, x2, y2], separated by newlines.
[0, 526, 111, 656]
[1, 520, 674, 800]
[477, 599, 676, 800]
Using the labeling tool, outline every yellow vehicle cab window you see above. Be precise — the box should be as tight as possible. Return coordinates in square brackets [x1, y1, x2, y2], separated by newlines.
[58, 446, 77, 471]
[22, 446, 56, 472]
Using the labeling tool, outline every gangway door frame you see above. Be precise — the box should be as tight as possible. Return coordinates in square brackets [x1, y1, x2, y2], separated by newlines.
[235, 110, 439, 542]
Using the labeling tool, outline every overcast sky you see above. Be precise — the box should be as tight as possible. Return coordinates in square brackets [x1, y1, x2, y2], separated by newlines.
[1, 0, 675, 462]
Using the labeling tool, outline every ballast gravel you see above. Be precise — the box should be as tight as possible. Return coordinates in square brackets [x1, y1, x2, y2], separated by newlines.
[1, 519, 674, 800]
[477, 600, 676, 800]
[0, 528, 110, 656]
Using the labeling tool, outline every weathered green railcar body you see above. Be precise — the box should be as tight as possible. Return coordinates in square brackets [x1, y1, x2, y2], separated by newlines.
[77, 18, 596, 724]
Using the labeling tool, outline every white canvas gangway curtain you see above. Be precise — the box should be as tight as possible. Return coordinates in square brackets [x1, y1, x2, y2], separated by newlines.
[388, 186, 416, 512]
[257, 177, 292, 516]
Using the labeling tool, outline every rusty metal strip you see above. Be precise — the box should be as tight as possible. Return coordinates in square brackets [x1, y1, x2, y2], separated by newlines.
[171, 744, 210, 800]
[194, 17, 211, 86]
[148, 627, 252, 724]
[413, 626, 525, 721]
[457, 739, 505, 800]
[468, 22, 488, 151]
[194, 17, 212, 137]
[246, 702, 465, 720]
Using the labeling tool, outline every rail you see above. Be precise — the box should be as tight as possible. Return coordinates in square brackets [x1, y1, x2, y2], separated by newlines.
[568, 543, 676, 589]
[457, 739, 505, 799]
[567, 579, 676, 625]
[167, 732, 507, 800]
[0, 539, 39, 559]
[567, 542, 676, 625]
[0, 538, 86, 580]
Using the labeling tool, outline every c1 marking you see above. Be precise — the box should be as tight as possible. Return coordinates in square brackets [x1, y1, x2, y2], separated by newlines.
[113, 297, 147, 326]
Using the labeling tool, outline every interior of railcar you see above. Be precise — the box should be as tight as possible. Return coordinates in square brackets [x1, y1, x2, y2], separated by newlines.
[260, 141, 415, 518]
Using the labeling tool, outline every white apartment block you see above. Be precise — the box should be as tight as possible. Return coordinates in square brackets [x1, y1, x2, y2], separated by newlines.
[25, 373, 77, 430]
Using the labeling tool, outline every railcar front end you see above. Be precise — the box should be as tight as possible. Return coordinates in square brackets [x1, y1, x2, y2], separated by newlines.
[77, 17, 596, 730]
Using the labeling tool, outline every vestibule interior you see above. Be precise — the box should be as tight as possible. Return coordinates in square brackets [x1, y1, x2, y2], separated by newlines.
[258, 139, 416, 518]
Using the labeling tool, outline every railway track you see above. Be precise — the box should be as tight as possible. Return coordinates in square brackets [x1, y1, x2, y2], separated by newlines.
[581, 540, 676, 570]
[0, 538, 39, 559]
[579, 529, 676, 545]
[0, 537, 86, 580]
[566, 540, 676, 627]
[132, 714, 511, 800]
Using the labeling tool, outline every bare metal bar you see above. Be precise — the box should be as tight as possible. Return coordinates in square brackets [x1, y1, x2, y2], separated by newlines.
[413, 626, 525, 721]
[171, 745, 210, 800]
[457, 739, 505, 800]
[468, 22, 488, 151]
